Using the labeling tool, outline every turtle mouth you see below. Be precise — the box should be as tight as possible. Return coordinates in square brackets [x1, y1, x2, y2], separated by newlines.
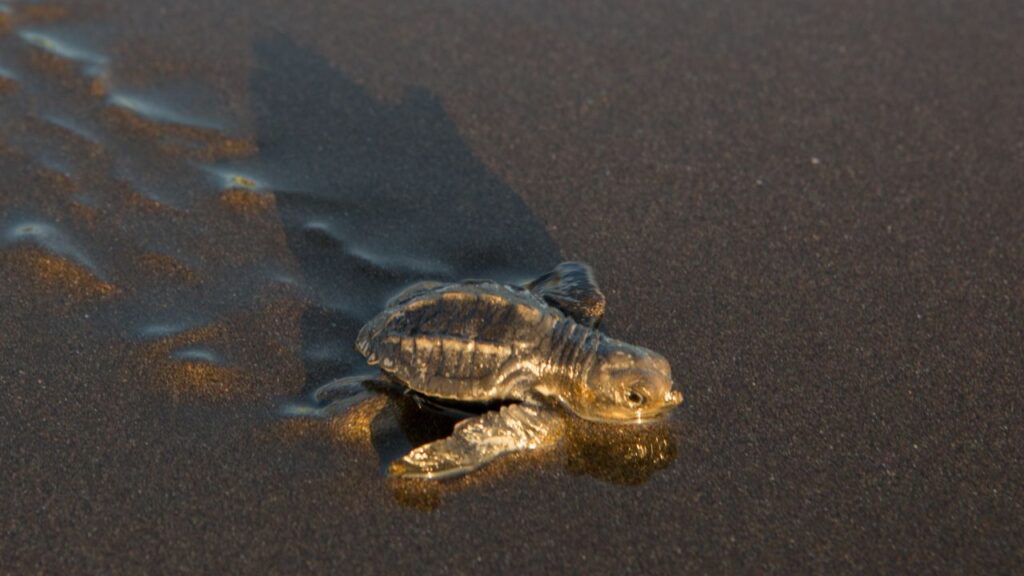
[569, 403, 681, 426]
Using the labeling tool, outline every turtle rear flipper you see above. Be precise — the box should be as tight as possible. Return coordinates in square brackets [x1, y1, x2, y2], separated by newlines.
[279, 373, 381, 418]
[525, 262, 606, 326]
[389, 403, 559, 480]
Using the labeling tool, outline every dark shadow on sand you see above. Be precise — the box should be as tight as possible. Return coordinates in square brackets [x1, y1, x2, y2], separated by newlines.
[249, 35, 560, 388]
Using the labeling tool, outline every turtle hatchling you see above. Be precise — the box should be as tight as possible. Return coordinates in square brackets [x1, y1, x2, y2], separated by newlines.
[344, 262, 683, 479]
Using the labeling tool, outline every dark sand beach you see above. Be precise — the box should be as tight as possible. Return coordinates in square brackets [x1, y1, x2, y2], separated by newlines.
[1, 0, 1022, 573]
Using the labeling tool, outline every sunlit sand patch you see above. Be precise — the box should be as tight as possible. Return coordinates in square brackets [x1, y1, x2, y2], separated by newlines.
[0, 5, 10, 33]
[161, 344, 241, 399]
[220, 188, 276, 213]
[329, 394, 390, 447]
[161, 357, 243, 401]
[140, 323, 242, 401]
[28, 251, 114, 298]
[563, 418, 677, 485]
[388, 477, 444, 511]
[0, 245, 116, 301]
[143, 320, 227, 350]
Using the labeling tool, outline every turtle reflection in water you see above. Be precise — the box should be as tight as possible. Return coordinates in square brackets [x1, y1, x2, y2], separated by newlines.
[302, 262, 683, 480]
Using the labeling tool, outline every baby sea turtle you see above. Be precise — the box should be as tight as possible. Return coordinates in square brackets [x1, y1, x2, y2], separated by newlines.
[352, 262, 683, 479]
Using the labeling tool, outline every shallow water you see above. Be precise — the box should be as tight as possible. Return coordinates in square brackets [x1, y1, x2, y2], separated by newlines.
[2, 1, 1021, 573]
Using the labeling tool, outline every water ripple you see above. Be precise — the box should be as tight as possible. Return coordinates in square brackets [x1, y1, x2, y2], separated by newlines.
[170, 346, 224, 365]
[17, 28, 108, 76]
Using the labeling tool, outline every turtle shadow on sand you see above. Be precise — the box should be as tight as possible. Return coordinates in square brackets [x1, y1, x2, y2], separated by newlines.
[248, 34, 558, 386]
[249, 35, 677, 499]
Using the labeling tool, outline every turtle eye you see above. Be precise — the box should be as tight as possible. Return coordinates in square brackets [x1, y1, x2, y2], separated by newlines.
[626, 390, 644, 405]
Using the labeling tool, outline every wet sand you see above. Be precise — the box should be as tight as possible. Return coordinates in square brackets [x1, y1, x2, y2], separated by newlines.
[1, 0, 1022, 573]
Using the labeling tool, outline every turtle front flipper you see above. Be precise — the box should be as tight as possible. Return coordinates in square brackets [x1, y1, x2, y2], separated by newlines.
[525, 261, 606, 326]
[389, 403, 560, 480]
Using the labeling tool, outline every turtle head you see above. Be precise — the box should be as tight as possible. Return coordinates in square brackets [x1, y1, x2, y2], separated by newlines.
[561, 339, 683, 424]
